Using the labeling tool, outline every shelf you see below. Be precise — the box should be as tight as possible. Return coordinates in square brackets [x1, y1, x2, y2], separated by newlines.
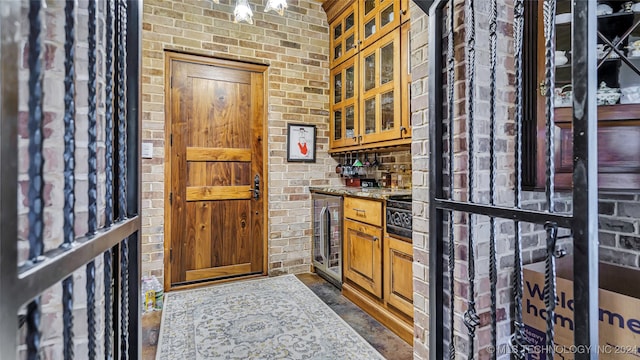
[557, 11, 639, 24]
[597, 11, 637, 20]
[555, 103, 640, 123]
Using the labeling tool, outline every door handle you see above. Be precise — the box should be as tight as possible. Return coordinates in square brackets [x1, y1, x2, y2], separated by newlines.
[249, 174, 260, 200]
[319, 206, 327, 262]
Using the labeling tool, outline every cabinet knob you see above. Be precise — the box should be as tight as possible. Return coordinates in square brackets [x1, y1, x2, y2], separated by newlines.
[373, 236, 379, 242]
[401, 9, 407, 15]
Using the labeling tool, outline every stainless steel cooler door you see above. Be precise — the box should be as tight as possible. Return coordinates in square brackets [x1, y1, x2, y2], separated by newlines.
[312, 193, 342, 285]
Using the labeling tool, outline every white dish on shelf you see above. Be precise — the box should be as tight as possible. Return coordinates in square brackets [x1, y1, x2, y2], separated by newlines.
[556, 13, 571, 24]
[597, 4, 613, 15]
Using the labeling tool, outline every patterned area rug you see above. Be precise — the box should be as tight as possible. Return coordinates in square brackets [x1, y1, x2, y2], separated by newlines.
[156, 275, 385, 360]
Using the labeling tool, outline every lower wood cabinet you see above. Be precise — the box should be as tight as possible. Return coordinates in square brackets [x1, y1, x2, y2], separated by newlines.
[384, 236, 414, 319]
[344, 218, 383, 298]
[341, 195, 413, 344]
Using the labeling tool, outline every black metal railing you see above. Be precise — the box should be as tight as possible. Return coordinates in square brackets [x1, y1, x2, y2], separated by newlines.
[422, 0, 599, 359]
[0, 0, 141, 358]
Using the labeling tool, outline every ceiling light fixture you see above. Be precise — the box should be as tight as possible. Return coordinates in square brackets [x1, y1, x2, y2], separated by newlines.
[264, 0, 288, 16]
[234, 0, 254, 24]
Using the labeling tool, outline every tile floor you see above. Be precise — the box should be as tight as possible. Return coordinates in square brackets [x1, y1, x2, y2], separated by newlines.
[142, 273, 413, 360]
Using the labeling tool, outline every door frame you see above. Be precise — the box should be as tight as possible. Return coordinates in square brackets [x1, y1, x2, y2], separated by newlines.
[163, 51, 269, 291]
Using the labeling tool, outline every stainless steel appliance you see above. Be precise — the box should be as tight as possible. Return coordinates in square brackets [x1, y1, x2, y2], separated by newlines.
[312, 193, 343, 288]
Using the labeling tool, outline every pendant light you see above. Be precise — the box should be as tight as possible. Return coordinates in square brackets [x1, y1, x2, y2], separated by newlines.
[264, 0, 287, 16]
[234, 0, 254, 24]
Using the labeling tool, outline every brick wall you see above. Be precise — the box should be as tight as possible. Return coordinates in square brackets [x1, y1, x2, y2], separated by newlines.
[598, 193, 640, 268]
[410, 0, 639, 358]
[141, 0, 338, 282]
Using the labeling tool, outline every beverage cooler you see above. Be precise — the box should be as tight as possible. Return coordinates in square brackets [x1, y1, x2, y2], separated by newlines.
[312, 193, 343, 289]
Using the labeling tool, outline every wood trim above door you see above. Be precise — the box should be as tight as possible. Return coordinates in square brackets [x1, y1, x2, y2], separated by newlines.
[163, 51, 269, 292]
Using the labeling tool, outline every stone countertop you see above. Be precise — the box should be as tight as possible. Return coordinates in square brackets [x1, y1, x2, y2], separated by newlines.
[309, 186, 412, 200]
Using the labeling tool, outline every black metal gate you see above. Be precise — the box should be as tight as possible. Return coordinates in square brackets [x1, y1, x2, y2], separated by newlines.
[0, 0, 141, 358]
[422, 0, 599, 359]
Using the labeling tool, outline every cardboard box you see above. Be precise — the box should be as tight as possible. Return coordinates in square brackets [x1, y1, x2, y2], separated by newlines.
[523, 257, 640, 359]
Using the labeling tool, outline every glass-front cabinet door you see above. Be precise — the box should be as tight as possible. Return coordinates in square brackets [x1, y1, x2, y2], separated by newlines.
[360, 28, 401, 144]
[330, 56, 359, 148]
[330, 2, 359, 69]
[359, 0, 400, 50]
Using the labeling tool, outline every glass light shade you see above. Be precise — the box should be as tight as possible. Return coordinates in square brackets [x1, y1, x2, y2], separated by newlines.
[234, 0, 253, 24]
[264, 0, 287, 16]
[212, 0, 219, 3]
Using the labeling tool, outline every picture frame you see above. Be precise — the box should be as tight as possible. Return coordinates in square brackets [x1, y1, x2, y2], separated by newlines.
[287, 123, 316, 163]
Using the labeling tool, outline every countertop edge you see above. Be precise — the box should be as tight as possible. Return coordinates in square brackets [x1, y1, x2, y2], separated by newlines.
[309, 186, 412, 200]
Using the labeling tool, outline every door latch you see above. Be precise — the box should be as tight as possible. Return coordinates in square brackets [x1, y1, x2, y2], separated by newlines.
[250, 174, 260, 200]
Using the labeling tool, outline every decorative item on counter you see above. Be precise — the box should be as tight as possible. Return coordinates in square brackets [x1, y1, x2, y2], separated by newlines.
[596, 81, 621, 105]
[391, 173, 399, 189]
[554, 84, 572, 107]
[360, 178, 377, 188]
[345, 178, 360, 187]
[555, 50, 569, 66]
[381, 172, 392, 188]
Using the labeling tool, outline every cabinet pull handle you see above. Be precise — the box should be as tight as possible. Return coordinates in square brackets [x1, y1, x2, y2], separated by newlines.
[400, 126, 407, 137]
[373, 236, 379, 242]
[353, 208, 366, 213]
[401, 9, 407, 15]
[539, 81, 547, 96]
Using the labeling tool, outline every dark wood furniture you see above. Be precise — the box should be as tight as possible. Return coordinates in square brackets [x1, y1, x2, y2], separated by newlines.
[529, 0, 640, 190]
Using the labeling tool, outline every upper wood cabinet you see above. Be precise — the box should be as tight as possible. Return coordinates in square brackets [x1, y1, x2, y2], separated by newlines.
[530, 0, 640, 190]
[330, 2, 359, 69]
[330, 56, 359, 148]
[400, 0, 410, 24]
[359, 0, 401, 49]
[327, 1, 411, 152]
[360, 28, 403, 144]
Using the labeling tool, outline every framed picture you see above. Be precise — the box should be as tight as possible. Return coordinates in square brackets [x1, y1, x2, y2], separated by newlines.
[287, 123, 316, 162]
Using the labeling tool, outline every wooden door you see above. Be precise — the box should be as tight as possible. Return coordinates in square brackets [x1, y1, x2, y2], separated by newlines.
[165, 53, 267, 288]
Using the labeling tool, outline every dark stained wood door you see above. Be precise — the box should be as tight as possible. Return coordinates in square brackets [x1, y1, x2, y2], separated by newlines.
[165, 53, 266, 287]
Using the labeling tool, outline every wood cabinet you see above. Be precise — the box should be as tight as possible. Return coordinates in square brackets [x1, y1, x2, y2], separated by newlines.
[343, 196, 383, 297]
[341, 195, 413, 344]
[384, 236, 414, 319]
[330, 2, 358, 69]
[327, 1, 411, 153]
[530, 0, 640, 190]
[359, 0, 400, 49]
[344, 218, 383, 297]
[330, 57, 359, 148]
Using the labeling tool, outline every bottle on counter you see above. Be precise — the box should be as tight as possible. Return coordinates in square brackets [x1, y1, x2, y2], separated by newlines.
[391, 173, 398, 189]
[382, 172, 392, 188]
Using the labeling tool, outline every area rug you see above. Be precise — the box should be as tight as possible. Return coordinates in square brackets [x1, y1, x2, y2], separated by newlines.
[156, 275, 385, 360]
